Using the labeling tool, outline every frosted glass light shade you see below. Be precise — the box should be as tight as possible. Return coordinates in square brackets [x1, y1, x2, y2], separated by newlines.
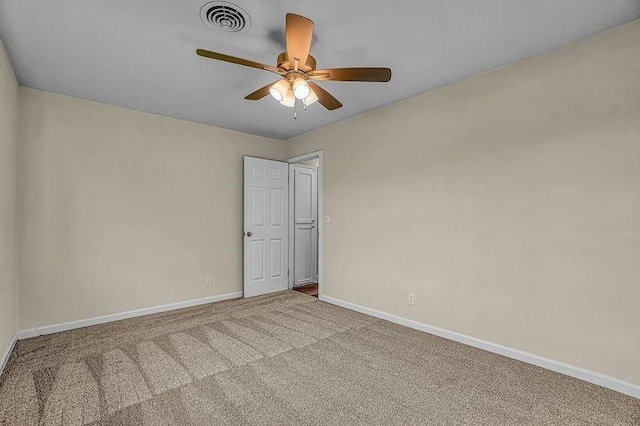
[269, 79, 290, 102]
[280, 88, 296, 107]
[293, 78, 310, 99]
[304, 88, 318, 107]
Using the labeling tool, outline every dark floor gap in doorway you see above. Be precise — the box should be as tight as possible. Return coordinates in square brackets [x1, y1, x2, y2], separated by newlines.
[294, 283, 318, 298]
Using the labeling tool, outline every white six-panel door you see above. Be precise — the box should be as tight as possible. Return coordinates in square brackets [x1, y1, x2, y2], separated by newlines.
[292, 165, 318, 286]
[243, 157, 289, 298]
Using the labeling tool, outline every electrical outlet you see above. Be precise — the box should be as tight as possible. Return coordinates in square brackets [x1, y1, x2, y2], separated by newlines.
[206, 275, 213, 286]
[408, 293, 415, 306]
[325, 214, 331, 224]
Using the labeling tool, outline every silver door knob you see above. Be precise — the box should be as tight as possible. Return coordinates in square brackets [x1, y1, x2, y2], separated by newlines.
[245, 231, 253, 237]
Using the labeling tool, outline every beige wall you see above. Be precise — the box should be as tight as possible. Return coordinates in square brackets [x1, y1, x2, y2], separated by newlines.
[18, 88, 283, 329]
[285, 21, 640, 385]
[0, 38, 18, 358]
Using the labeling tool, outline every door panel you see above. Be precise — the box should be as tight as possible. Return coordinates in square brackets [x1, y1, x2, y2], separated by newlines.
[244, 157, 289, 297]
[270, 239, 283, 279]
[295, 171, 313, 223]
[270, 188, 283, 227]
[251, 187, 265, 226]
[294, 225, 314, 285]
[251, 239, 265, 281]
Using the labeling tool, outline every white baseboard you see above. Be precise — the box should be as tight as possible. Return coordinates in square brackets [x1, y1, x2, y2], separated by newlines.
[319, 295, 640, 400]
[0, 332, 18, 377]
[18, 291, 243, 340]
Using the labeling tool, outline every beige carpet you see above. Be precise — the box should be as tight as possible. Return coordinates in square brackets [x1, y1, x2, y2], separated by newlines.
[0, 291, 638, 425]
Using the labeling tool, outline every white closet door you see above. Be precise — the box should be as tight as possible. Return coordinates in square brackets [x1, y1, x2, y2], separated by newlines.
[292, 165, 317, 286]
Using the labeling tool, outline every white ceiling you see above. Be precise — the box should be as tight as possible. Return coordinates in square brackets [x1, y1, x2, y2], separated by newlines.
[1, 1, 639, 140]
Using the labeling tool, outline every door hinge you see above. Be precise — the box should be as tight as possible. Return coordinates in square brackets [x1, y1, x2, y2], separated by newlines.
[287, 270, 290, 277]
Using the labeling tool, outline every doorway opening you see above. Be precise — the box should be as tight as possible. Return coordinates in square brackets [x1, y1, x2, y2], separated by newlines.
[241, 152, 322, 299]
[288, 151, 322, 298]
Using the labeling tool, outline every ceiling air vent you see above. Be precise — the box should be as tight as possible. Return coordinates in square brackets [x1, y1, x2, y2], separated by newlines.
[200, 1, 251, 34]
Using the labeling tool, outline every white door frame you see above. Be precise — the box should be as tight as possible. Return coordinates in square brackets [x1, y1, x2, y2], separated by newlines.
[287, 151, 323, 298]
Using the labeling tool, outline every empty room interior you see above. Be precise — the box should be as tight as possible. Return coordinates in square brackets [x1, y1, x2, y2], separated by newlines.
[1, 1, 640, 424]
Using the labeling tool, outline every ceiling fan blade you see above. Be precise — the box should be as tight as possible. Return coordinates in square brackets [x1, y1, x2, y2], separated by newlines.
[285, 14, 314, 70]
[308, 67, 392, 82]
[196, 49, 281, 74]
[308, 81, 342, 110]
[245, 81, 279, 100]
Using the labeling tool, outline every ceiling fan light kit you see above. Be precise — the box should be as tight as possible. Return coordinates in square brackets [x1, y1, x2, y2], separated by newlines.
[196, 13, 392, 114]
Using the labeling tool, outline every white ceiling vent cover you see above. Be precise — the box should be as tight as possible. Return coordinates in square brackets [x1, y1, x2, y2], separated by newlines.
[200, 2, 251, 34]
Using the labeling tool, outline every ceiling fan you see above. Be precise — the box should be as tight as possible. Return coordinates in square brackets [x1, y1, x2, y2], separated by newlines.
[196, 13, 392, 111]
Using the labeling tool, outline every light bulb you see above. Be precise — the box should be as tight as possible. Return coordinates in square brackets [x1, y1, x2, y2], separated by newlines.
[269, 79, 290, 102]
[304, 87, 318, 107]
[293, 78, 310, 100]
[280, 88, 295, 108]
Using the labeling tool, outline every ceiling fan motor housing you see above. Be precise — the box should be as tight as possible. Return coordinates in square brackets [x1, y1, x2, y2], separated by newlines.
[277, 52, 317, 73]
